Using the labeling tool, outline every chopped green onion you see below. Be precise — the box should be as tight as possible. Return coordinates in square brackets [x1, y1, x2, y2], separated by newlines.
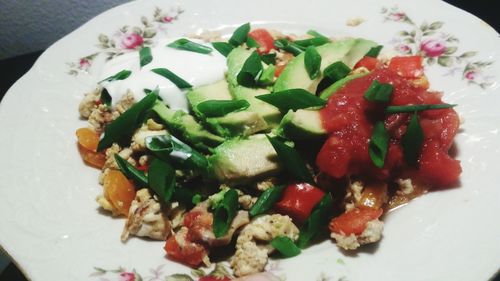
[212, 42, 234, 57]
[386, 103, 456, 113]
[99, 70, 132, 83]
[236, 51, 263, 87]
[144, 87, 163, 100]
[274, 39, 303, 56]
[363, 80, 393, 103]
[369, 121, 390, 168]
[323, 61, 351, 82]
[114, 154, 148, 187]
[196, 100, 250, 117]
[304, 46, 322, 80]
[297, 193, 333, 248]
[213, 189, 239, 238]
[258, 64, 276, 86]
[266, 135, 315, 184]
[260, 53, 276, 65]
[151, 68, 192, 89]
[100, 88, 112, 106]
[229, 23, 250, 46]
[97, 93, 158, 151]
[148, 157, 176, 203]
[402, 112, 424, 166]
[246, 36, 260, 48]
[306, 30, 329, 40]
[192, 194, 202, 205]
[294, 37, 330, 48]
[172, 186, 196, 208]
[145, 135, 209, 174]
[249, 185, 285, 217]
[256, 89, 326, 112]
[139, 47, 153, 67]
[167, 38, 213, 54]
[271, 236, 301, 257]
[365, 45, 384, 58]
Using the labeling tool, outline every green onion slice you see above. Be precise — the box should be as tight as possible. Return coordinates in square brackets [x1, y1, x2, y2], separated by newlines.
[402, 112, 424, 166]
[363, 80, 393, 103]
[100, 88, 112, 106]
[267, 136, 315, 184]
[246, 36, 260, 48]
[213, 189, 239, 238]
[148, 157, 176, 204]
[249, 185, 286, 217]
[306, 30, 329, 40]
[236, 51, 263, 87]
[271, 236, 301, 257]
[304, 46, 322, 80]
[297, 193, 333, 248]
[196, 100, 250, 118]
[212, 42, 234, 57]
[167, 38, 213, 54]
[386, 103, 456, 113]
[274, 39, 303, 56]
[258, 64, 276, 86]
[151, 68, 192, 89]
[172, 186, 197, 208]
[365, 45, 384, 58]
[99, 70, 132, 83]
[260, 53, 276, 65]
[145, 135, 209, 174]
[256, 89, 326, 112]
[229, 23, 250, 46]
[139, 47, 153, 67]
[369, 121, 390, 168]
[294, 37, 330, 48]
[114, 154, 148, 187]
[97, 93, 158, 151]
[323, 61, 351, 82]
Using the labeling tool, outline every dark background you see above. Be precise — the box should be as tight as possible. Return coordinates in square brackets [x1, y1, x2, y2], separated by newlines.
[0, 0, 498, 280]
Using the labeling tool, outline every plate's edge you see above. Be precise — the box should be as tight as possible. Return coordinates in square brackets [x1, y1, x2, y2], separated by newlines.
[0, 245, 31, 281]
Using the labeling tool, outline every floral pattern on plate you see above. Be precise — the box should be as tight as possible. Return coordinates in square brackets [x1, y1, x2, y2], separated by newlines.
[67, 6, 184, 75]
[382, 5, 494, 88]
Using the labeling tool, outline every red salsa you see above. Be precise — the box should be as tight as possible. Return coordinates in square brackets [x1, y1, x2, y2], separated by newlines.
[316, 67, 461, 187]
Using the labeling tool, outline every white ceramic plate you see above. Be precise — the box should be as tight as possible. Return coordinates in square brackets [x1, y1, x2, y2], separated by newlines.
[1, 0, 499, 280]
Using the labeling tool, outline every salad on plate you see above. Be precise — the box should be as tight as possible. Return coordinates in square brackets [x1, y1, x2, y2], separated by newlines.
[75, 23, 461, 278]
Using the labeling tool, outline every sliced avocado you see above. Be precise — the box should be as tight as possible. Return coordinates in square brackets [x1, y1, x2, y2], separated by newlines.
[208, 134, 281, 184]
[186, 80, 233, 118]
[274, 38, 378, 93]
[230, 85, 282, 128]
[276, 109, 327, 140]
[186, 80, 267, 138]
[226, 46, 254, 86]
[152, 102, 224, 152]
[319, 72, 368, 100]
[206, 110, 268, 137]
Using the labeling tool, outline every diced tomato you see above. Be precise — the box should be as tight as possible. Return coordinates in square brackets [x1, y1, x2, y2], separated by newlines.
[103, 170, 136, 216]
[274, 183, 325, 224]
[354, 56, 379, 71]
[136, 163, 149, 171]
[248, 29, 275, 54]
[357, 181, 388, 209]
[388, 56, 424, 78]
[329, 207, 383, 235]
[274, 63, 286, 77]
[164, 229, 208, 267]
[417, 140, 462, 187]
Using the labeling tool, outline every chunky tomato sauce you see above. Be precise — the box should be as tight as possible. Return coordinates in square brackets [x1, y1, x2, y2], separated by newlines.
[317, 68, 461, 187]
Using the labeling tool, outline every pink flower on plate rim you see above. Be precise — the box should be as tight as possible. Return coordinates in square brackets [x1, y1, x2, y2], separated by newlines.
[420, 39, 447, 58]
[464, 71, 477, 81]
[120, 32, 144, 49]
[162, 15, 174, 23]
[396, 44, 411, 54]
[388, 12, 406, 21]
[79, 58, 91, 69]
[119, 272, 135, 281]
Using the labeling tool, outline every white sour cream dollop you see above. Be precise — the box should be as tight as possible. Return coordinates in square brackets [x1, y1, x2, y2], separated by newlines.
[98, 38, 227, 112]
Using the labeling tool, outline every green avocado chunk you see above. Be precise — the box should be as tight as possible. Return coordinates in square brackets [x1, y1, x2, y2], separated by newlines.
[276, 109, 327, 140]
[274, 38, 378, 93]
[152, 102, 224, 152]
[208, 134, 281, 184]
[186, 80, 268, 137]
[319, 72, 368, 100]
